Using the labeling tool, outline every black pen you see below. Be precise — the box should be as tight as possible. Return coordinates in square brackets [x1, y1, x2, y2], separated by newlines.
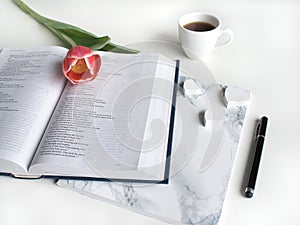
[244, 116, 268, 198]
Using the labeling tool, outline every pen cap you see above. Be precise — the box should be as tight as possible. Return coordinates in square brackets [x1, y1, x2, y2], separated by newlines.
[257, 116, 268, 137]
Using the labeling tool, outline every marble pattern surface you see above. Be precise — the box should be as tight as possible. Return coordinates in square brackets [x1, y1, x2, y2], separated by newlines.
[57, 77, 250, 225]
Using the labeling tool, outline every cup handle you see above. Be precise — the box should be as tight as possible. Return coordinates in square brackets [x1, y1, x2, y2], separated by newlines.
[215, 29, 234, 48]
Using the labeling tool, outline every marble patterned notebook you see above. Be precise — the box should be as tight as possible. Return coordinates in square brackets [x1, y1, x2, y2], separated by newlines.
[57, 73, 251, 225]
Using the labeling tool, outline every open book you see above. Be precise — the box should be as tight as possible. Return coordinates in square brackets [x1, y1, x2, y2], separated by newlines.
[0, 46, 178, 182]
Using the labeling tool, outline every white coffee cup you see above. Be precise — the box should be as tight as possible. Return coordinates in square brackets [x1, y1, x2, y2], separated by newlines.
[178, 12, 233, 60]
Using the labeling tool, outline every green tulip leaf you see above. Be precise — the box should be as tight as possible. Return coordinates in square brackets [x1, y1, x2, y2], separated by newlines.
[13, 0, 139, 54]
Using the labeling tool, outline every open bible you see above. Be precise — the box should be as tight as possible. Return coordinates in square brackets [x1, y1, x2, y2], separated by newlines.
[0, 46, 178, 182]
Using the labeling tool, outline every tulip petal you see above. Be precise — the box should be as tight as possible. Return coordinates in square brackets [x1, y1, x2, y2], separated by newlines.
[84, 54, 101, 72]
[66, 46, 93, 59]
[65, 70, 84, 84]
[63, 57, 78, 74]
[66, 69, 96, 84]
[92, 54, 101, 75]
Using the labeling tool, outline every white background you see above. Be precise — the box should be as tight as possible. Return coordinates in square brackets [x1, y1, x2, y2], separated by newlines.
[1, 0, 300, 224]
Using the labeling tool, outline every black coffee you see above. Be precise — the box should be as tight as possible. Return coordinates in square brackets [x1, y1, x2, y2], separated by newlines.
[184, 22, 216, 32]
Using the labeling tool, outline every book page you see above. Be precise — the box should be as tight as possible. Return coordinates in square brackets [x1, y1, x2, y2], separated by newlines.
[0, 47, 67, 174]
[137, 56, 175, 178]
[30, 53, 175, 179]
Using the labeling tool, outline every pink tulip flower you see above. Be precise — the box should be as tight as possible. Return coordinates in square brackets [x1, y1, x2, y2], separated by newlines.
[62, 46, 101, 84]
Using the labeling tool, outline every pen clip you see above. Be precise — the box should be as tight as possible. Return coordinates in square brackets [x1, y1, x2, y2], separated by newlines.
[255, 122, 261, 137]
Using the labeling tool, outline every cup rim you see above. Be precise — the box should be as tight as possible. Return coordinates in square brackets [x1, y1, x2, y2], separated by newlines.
[178, 12, 221, 33]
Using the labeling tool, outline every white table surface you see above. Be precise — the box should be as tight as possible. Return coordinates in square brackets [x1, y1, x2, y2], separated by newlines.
[1, 0, 300, 224]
